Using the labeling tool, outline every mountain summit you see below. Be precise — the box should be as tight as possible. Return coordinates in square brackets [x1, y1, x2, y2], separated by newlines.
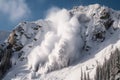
[0, 4, 120, 80]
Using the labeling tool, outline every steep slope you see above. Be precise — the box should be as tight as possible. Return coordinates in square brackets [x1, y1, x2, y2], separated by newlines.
[1, 4, 120, 80]
[0, 30, 10, 75]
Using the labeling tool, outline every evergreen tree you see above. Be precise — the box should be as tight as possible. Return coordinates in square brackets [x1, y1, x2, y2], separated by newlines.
[94, 48, 120, 80]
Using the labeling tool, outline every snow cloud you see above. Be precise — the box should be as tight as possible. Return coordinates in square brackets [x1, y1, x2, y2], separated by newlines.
[44, 7, 84, 72]
[28, 7, 84, 73]
[0, 0, 30, 21]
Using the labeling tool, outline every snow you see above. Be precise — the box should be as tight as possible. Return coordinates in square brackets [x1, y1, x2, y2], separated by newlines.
[2, 4, 120, 80]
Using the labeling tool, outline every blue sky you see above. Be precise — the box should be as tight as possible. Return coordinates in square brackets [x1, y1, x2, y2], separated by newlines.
[0, 0, 120, 31]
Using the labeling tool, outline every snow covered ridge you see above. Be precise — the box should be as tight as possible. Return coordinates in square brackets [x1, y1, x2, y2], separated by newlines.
[2, 4, 120, 80]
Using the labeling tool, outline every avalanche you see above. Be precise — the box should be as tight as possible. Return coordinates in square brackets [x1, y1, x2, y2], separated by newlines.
[0, 4, 120, 80]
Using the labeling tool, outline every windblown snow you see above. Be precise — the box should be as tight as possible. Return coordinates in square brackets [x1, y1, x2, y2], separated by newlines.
[2, 4, 120, 80]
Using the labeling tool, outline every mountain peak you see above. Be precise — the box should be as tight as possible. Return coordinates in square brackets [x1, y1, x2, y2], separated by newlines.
[0, 4, 120, 80]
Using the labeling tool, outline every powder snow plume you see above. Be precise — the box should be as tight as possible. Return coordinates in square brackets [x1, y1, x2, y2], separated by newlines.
[28, 7, 84, 73]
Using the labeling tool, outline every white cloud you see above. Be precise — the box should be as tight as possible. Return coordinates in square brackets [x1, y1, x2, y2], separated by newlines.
[0, 0, 30, 21]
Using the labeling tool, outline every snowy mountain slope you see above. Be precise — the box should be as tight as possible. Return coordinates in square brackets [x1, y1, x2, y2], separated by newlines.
[0, 30, 9, 43]
[1, 4, 120, 80]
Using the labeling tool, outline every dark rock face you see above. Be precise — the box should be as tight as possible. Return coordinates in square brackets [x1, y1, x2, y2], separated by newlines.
[92, 30, 105, 42]
[100, 8, 110, 19]
[0, 48, 12, 79]
[32, 25, 41, 30]
[14, 43, 23, 51]
[94, 48, 120, 80]
[103, 19, 114, 30]
[0, 45, 4, 62]
[0, 30, 24, 79]
[99, 8, 114, 30]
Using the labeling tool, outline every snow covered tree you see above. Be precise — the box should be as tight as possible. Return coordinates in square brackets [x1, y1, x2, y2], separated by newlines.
[94, 48, 120, 80]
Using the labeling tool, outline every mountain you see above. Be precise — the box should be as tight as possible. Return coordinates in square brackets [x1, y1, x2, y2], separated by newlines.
[0, 4, 120, 80]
